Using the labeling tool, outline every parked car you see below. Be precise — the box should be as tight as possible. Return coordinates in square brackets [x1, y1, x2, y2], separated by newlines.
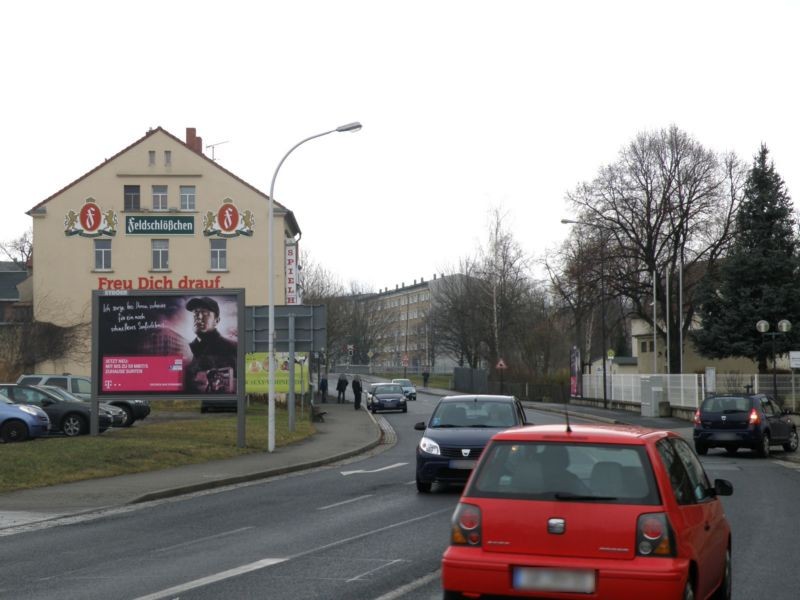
[693, 393, 798, 457]
[391, 378, 417, 401]
[414, 394, 528, 493]
[442, 423, 734, 600]
[38, 385, 127, 427]
[16, 373, 151, 427]
[0, 393, 50, 442]
[367, 383, 407, 414]
[0, 384, 111, 436]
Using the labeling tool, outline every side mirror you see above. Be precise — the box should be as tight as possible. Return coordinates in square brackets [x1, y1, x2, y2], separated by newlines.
[713, 478, 733, 497]
[414, 421, 426, 431]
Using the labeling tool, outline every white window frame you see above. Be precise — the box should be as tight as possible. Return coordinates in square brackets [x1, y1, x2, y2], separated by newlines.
[94, 239, 111, 270]
[152, 185, 168, 211]
[180, 185, 196, 210]
[151, 239, 169, 271]
[210, 238, 227, 270]
[124, 185, 141, 211]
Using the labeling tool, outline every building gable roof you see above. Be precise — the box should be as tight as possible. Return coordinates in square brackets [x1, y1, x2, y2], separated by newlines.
[25, 126, 300, 235]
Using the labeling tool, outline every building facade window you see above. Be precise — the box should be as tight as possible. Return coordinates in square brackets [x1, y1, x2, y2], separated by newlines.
[164, 150, 172, 166]
[124, 185, 141, 211]
[148, 150, 156, 166]
[94, 239, 111, 270]
[210, 239, 227, 270]
[152, 239, 169, 270]
[152, 185, 168, 210]
[180, 185, 196, 210]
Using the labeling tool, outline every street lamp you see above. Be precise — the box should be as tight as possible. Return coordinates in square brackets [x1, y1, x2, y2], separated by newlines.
[756, 319, 792, 403]
[561, 218, 608, 409]
[267, 121, 362, 452]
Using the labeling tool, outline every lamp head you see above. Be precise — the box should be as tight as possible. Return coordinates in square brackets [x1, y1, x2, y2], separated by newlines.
[336, 121, 362, 133]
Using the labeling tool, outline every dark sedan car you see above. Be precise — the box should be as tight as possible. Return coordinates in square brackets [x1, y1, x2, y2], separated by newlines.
[693, 393, 798, 457]
[0, 384, 111, 436]
[367, 383, 407, 413]
[414, 394, 528, 492]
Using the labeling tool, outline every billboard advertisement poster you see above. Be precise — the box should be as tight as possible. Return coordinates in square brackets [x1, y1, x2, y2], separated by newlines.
[95, 291, 243, 396]
[245, 352, 310, 393]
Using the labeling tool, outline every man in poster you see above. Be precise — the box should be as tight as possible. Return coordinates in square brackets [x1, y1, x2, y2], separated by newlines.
[184, 296, 237, 393]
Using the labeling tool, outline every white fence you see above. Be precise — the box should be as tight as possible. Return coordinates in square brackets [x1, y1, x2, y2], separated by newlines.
[581, 372, 800, 411]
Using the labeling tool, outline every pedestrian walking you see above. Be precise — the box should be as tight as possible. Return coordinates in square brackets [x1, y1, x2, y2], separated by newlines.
[422, 370, 430, 387]
[319, 373, 328, 403]
[336, 373, 348, 404]
[352, 375, 363, 410]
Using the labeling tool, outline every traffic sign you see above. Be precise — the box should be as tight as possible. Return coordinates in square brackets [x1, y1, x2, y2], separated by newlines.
[496, 358, 507, 370]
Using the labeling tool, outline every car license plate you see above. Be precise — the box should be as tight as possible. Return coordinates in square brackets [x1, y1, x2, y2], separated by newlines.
[449, 459, 476, 470]
[512, 567, 595, 593]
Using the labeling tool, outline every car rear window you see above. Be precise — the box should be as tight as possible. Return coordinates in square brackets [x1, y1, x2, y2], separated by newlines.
[701, 396, 751, 413]
[17, 377, 42, 385]
[466, 441, 660, 505]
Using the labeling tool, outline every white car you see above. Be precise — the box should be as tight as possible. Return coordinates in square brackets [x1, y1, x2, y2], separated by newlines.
[391, 378, 417, 401]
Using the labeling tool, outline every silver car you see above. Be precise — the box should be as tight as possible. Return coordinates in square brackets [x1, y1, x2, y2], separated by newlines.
[392, 378, 417, 401]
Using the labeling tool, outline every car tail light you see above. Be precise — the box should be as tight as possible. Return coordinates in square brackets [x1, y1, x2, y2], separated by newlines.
[636, 513, 675, 557]
[451, 503, 482, 546]
[693, 410, 701, 425]
[749, 408, 761, 426]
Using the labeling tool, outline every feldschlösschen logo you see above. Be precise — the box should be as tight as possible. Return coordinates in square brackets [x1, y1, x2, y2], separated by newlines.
[202, 200, 254, 238]
[65, 200, 117, 237]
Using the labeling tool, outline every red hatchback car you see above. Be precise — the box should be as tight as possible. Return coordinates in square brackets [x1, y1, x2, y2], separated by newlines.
[441, 424, 733, 600]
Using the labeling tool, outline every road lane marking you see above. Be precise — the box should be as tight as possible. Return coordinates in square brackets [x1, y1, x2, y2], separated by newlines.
[347, 558, 406, 582]
[370, 569, 441, 600]
[136, 509, 451, 599]
[341, 462, 408, 475]
[132, 557, 288, 600]
[153, 526, 254, 553]
[318, 494, 374, 510]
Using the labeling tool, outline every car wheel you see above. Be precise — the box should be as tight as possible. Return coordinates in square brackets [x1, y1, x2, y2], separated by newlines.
[711, 547, 732, 600]
[725, 447, 738, 456]
[443, 591, 464, 600]
[62, 414, 88, 437]
[416, 478, 432, 493]
[694, 442, 708, 456]
[116, 405, 133, 427]
[783, 428, 799, 452]
[682, 578, 695, 600]
[757, 433, 771, 458]
[0, 420, 29, 443]
[403, 407, 408, 413]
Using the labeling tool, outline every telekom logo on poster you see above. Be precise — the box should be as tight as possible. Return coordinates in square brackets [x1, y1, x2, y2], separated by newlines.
[102, 356, 184, 392]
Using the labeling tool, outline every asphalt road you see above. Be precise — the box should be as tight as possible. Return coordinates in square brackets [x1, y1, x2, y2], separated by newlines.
[3, 391, 800, 600]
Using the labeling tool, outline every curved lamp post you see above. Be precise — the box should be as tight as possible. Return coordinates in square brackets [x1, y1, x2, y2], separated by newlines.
[267, 121, 362, 452]
[756, 319, 792, 403]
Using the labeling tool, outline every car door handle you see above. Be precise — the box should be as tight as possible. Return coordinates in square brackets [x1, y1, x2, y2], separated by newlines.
[704, 522, 711, 531]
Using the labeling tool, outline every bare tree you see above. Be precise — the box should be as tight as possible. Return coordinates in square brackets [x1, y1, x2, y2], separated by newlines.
[0, 229, 32, 269]
[566, 125, 744, 372]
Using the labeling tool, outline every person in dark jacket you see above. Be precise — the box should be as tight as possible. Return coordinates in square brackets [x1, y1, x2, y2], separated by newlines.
[336, 373, 348, 403]
[319, 373, 329, 403]
[184, 296, 237, 393]
[352, 375, 363, 410]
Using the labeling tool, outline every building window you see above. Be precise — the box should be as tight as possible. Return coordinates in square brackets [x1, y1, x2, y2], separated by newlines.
[164, 150, 172, 166]
[211, 239, 227, 270]
[152, 239, 169, 270]
[94, 239, 111, 270]
[180, 185, 196, 210]
[124, 185, 140, 211]
[152, 185, 168, 210]
[148, 151, 155, 166]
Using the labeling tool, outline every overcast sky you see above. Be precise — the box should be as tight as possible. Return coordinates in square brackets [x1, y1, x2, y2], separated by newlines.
[3, 0, 798, 291]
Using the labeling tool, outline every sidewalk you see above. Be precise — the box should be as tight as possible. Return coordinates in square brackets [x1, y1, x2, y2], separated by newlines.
[0, 401, 381, 529]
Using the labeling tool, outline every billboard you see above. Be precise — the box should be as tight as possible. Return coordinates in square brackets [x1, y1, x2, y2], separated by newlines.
[245, 352, 310, 393]
[93, 290, 244, 398]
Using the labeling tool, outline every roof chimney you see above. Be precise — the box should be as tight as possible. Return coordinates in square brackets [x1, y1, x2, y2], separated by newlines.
[186, 128, 203, 154]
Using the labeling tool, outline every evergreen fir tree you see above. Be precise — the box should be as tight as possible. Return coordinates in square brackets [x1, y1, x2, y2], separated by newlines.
[693, 145, 800, 372]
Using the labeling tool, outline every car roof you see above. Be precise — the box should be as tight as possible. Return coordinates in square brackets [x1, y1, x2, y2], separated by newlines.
[440, 394, 516, 403]
[491, 423, 673, 445]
